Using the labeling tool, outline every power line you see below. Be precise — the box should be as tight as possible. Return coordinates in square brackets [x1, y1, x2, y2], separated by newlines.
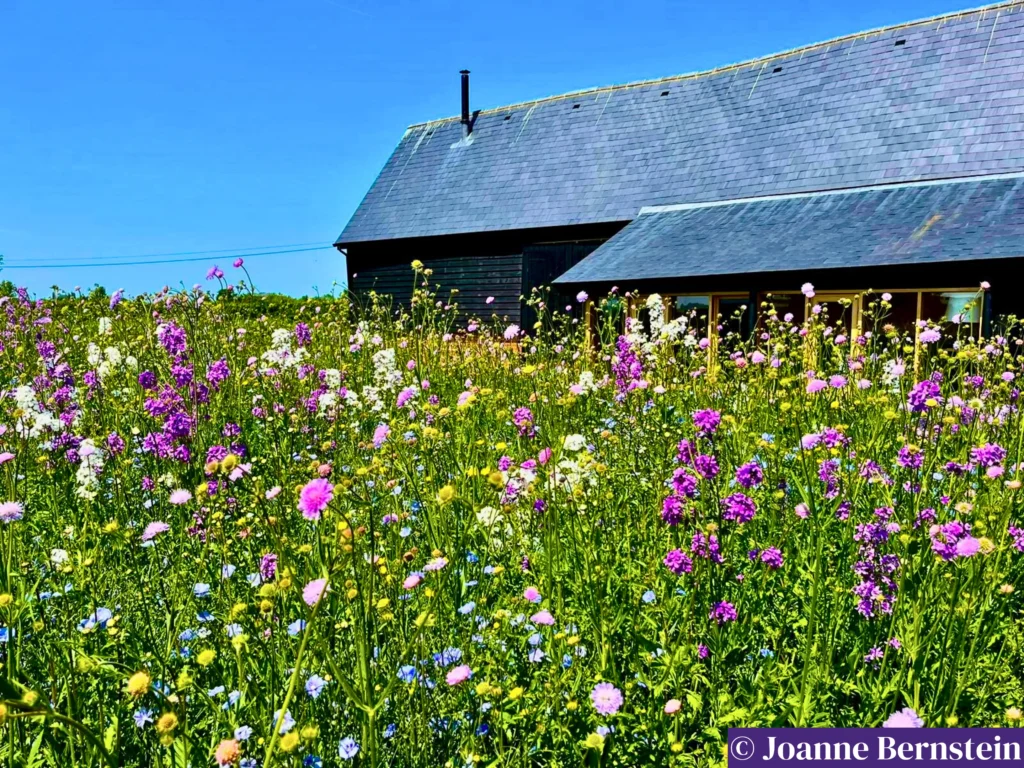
[1, 240, 333, 264]
[0, 245, 337, 270]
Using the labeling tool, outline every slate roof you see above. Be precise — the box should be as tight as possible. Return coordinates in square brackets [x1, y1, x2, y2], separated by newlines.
[338, 2, 1024, 245]
[552, 173, 1024, 283]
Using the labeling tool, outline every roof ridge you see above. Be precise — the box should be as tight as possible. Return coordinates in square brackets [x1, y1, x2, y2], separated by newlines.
[408, 0, 1022, 129]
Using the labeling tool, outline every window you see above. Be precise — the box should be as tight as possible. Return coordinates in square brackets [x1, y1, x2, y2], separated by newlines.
[812, 293, 860, 336]
[761, 293, 803, 323]
[921, 291, 982, 339]
[668, 295, 711, 338]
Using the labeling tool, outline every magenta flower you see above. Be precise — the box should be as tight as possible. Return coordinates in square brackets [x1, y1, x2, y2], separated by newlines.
[298, 478, 334, 520]
[663, 548, 693, 575]
[373, 424, 391, 448]
[523, 586, 542, 603]
[233, 258, 244, 268]
[710, 601, 738, 625]
[0, 452, 15, 465]
[303, 578, 328, 607]
[590, 682, 624, 716]
[446, 664, 472, 686]
[530, 610, 555, 626]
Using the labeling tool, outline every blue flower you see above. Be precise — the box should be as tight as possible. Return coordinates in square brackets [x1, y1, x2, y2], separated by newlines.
[288, 619, 306, 636]
[304, 757, 324, 768]
[528, 648, 546, 663]
[458, 601, 476, 615]
[225, 623, 243, 637]
[528, 632, 543, 647]
[641, 590, 656, 604]
[77, 607, 112, 633]
[196, 611, 214, 623]
[193, 583, 211, 598]
[759, 648, 775, 658]
[432, 647, 462, 666]
[234, 725, 253, 741]
[306, 674, 328, 699]
[338, 737, 360, 760]
[466, 551, 479, 563]
[562, 654, 573, 668]
[383, 723, 397, 739]
[133, 708, 154, 728]
[221, 564, 236, 579]
[400, 526, 412, 538]
[398, 665, 416, 683]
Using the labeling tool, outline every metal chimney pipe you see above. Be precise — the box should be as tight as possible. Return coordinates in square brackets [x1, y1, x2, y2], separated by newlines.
[460, 70, 471, 137]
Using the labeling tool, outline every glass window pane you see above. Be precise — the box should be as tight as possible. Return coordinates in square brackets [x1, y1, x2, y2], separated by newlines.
[921, 291, 981, 337]
[716, 297, 752, 339]
[864, 291, 918, 333]
[761, 293, 803, 324]
[814, 295, 856, 336]
[668, 296, 710, 340]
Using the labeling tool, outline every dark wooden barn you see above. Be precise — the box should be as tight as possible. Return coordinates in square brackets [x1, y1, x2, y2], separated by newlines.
[337, 2, 1024, 335]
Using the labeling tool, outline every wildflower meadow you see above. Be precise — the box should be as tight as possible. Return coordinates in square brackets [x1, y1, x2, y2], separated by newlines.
[1, 264, 1023, 767]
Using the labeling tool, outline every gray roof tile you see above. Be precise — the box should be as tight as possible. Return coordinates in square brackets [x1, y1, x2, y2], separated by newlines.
[553, 175, 1024, 283]
[338, 3, 1024, 244]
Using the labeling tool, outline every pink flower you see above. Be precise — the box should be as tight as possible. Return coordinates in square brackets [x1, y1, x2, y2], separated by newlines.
[446, 664, 472, 686]
[576, 291, 588, 303]
[403, 572, 423, 590]
[0, 452, 14, 465]
[298, 478, 334, 520]
[919, 328, 941, 343]
[503, 324, 520, 341]
[303, 578, 328, 607]
[801, 282, 815, 298]
[373, 424, 391, 448]
[523, 586, 542, 603]
[0, 501, 24, 523]
[266, 486, 282, 500]
[590, 682, 624, 716]
[233, 258, 244, 268]
[169, 489, 192, 505]
[141, 520, 169, 541]
[955, 536, 981, 557]
[538, 448, 552, 465]
[396, 387, 416, 408]
[486, 296, 495, 304]
[806, 379, 827, 394]
[751, 351, 766, 364]
[531, 610, 555, 625]
[664, 698, 681, 715]
[794, 503, 809, 519]
[882, 707, 924, 728]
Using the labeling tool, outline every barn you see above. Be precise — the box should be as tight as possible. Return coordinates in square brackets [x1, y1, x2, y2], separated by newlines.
[336, 2, 1024, 336]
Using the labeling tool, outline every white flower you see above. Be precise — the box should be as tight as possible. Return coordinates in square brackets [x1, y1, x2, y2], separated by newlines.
[98, 317, 112, 335]
[324, 368, 342, 389]
[51, 549, 69, 566]
[563, 434, 587, 452]
[476, 506, 502, 527]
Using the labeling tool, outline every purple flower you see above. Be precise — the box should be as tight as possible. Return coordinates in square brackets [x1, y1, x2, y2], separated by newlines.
[693, 454, 719, 480]
[907, 379, 941, 413]
[735, 462, 763, 489]
[721, 493, 756, 524]
[663, 548, 693, 575]
[692, 409, 721, 436]
[709, 601, 737, 625]
[896, 445, 923, 470]
[206, 358, 230, 387]
[373, 424, 391, 449]
[590, 682, 623, 716]
[760, 547, 784, 569]
[298, 479, 334, 520]
[971, 443, 1006, 468]
[661, 496, 685, 526]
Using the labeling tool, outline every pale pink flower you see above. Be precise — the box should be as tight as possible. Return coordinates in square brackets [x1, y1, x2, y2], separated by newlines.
[664, 698, 682, 715]
[0, 452, 15, 465]
[523, 586, 542, 603]
[0, 501, 24, 523]
[403, 573, 422, 590]
[531, 610, 555, 626]
[303, 578, 328, 607]
[169, 489, 192, 505]
[141, 520, 169, 541]
[266, 486, 282, 500]
[882, 707, 924, 728]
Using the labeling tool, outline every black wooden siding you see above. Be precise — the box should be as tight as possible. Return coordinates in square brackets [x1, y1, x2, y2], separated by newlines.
[349, 253, 524, 323]
[521, 243, 600, 329]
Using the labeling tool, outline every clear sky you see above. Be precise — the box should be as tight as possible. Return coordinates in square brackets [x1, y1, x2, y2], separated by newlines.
[0, 0, 975, 297]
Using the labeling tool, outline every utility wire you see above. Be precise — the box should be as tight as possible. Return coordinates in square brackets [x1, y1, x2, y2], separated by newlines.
[1, 241, 333, 264]
[0, 245, 337, 270]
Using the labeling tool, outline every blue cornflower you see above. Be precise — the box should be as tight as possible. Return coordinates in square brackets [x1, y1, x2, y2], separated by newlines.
[338, 737, 360, 760]
[398, 665, 416, 683]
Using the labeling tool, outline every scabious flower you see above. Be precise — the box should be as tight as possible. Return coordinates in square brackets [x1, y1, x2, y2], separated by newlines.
[141, 521, 170, 542]
[303, 578, 328, 607]
[215, 739, 241, 766]
[523, 586, 542, 603]
[590, 682, 623, 716]
[169, 489, 192, 505]
[0, 502, 24, 523]
[446, 664, 472, 686]
[298, 478, 333, 520]
[882, 708, 924, 728]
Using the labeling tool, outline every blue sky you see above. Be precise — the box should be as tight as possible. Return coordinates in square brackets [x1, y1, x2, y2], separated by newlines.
[0, 0, 973, 297]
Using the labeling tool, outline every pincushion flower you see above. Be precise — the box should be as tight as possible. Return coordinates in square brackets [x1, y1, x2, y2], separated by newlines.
[215, 739, 240, 766]
[523, 586, 542, 603]
[664, 699, 681, 715]
[0, 502, 24, 523]
[303, 578, 328, 607]
[446, 664, 472, 686]
[882, 708, 924, 728]
[590, 682, 623, 716]
[531, 610, 555, 625]
[141, 520, 169, 541]
[169, 489, 192, 505]
[298, 478, 333, 520]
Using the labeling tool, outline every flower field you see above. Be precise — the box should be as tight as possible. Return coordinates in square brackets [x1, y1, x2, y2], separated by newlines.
[1, 268, 1023, 767]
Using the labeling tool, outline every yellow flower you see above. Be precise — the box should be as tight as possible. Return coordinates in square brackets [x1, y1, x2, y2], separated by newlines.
[437, 485, 456, 505]
[125, 671, 151, 698]
[0, 594, 13, 607]
[508, 686, 524, 701]
[156, 712, 179, 734]
[197, 649, 216, 667]
[411, 259, 424, 270]
[301, 724, 319, 741]
[280, 732, 300, 752]
[175, 670, 193, 690]
[220, 453, 239, 472]
[1007, 707, 1023, 722]
[584, 733, 605, 752]
[475, 681, 492, 697]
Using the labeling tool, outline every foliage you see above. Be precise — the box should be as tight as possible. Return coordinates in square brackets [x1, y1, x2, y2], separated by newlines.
[0, 268, 1023, 767]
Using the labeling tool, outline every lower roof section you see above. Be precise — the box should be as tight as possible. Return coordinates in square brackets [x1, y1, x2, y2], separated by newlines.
[553, 174, 1024, 285]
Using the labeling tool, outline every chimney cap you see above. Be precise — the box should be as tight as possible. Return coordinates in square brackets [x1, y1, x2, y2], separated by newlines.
[460, 69, 470, 74]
